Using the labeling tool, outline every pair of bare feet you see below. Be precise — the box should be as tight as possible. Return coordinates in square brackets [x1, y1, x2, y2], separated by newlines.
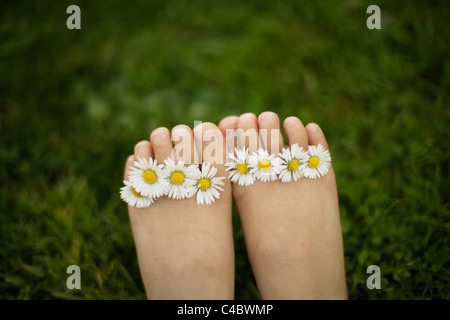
[123, 111, 347, 299]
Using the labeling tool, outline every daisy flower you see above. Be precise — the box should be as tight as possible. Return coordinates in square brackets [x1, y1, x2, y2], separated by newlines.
[300, 144, 332, 179]
[249, 148, 279, 182]
[120, 180, 154, 208]
[278, 143, 309, 183]
[187, 163, 225, 205]
[128, 157, 169, 198]
[164, 158, 199, 199]
[225, 147, 255, 186]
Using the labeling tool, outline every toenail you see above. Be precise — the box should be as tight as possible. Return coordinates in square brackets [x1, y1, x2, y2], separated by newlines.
[285, 117, 300, 128]
[259, 112, 277, 125]
[220, 117, 238, 129]
[307, 123, 321, 133]
[135, 142, 148, 152]
[240, 114, 255, 124]
[172, 126, 189, 139]
[151, 129, 170, 141]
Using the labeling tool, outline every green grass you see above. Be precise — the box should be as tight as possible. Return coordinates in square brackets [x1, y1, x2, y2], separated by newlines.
[1, 0, 449, 299]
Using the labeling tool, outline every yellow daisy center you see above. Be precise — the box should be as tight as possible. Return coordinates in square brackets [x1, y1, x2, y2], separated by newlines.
[170, 171, 185, 185]
[309, 156, 320, 168]
[258, 159, 271, 172]
[143, 170, 157, 184]
[198, 178, 211, 190]
[287, 159, 299, 171]
[237, 163, 249, 174]
[132, 188, 143, 198]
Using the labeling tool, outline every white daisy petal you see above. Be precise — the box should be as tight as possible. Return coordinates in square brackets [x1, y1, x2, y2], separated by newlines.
[163, 158, 200, 199]
[224, 147, 255, 186]
[120, 180, 154, 208]
[128, 157, 169, 198]
[186, 186, 197, 198]
[191, 162, 226, 205]
[300, 144, 332, 179]
[278, 143, 308, 183]
[248, 148, 279, 182]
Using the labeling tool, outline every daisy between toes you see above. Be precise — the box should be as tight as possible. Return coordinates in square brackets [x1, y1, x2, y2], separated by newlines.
[121, 157, 227, 208]
[120, 143, 332, 207]
[224, 143, 332, 185]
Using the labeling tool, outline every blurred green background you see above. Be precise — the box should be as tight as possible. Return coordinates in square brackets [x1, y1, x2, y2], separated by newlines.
[1, 0, 449, 299]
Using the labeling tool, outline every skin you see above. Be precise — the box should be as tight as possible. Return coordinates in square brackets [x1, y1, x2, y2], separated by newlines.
[124, 123, 234, 299]
[219, 112, 347, 299]
[124, 112, 347, 299]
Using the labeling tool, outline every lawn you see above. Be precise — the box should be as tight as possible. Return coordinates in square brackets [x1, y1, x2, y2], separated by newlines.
[0, 0, 448, 299]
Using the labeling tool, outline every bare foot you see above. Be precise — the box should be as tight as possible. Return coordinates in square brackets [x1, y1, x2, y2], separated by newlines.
[123, 123, 234, 299]
[219, 112, 347, 299]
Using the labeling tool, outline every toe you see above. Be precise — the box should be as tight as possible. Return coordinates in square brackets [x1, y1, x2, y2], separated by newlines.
[193, 122, 231, 199]
[258, 111, 285, 154]
[305, 123, 329, 149]
[237, 113, 262, 153]
[150, 127, 174, 164]
[218, 116, 239, 156]
[123, 155, 135, 180]
[218, 116, 239, 135]
[172, 125, 198, 165]
[134, 140, 154, 160]
[283, 116, 309, 149]
[193, 122, 226, 166]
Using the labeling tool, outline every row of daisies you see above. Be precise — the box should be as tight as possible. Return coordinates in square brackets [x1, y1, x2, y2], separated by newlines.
[120, 143, 331, 208]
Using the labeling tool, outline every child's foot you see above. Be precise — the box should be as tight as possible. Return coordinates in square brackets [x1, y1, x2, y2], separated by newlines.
[219, 112, 347, 299]
[124, 123, 234, 299]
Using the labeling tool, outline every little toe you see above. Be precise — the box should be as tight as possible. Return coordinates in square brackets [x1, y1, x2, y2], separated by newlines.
[258, 111, 285, 154]
[283, 116, 309, 149]
[123, 155, 135, 180]
[150, 127, 174, 164]
[306, 123, 329, 149]
[306, 123, 335, 183]
[134, 140, 154, 160]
